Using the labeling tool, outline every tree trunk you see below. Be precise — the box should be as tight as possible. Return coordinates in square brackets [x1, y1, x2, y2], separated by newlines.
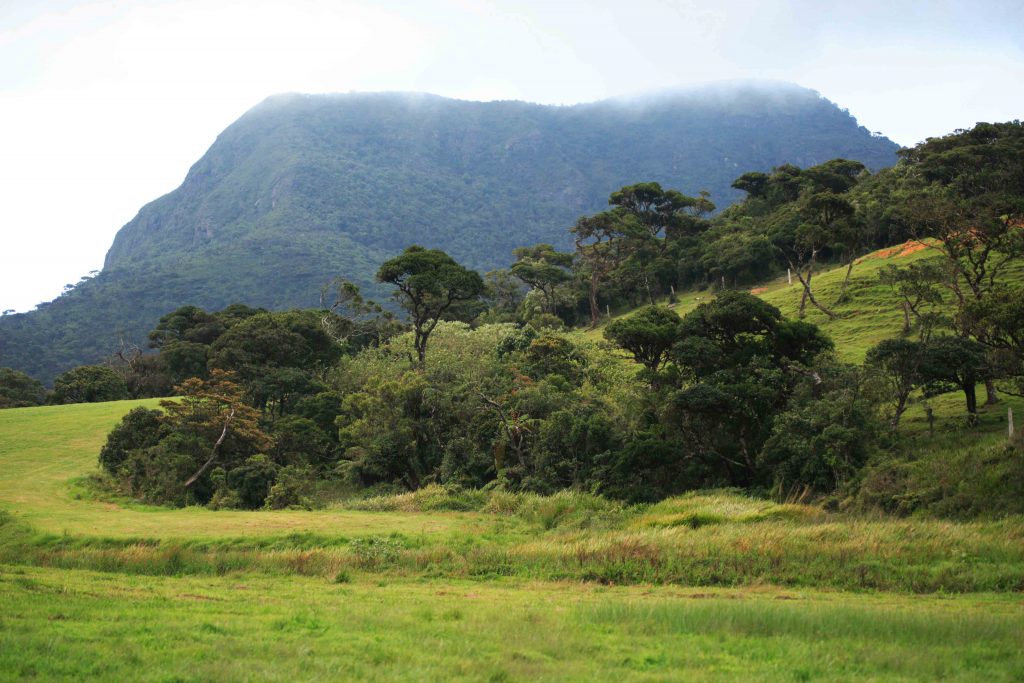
[795, 265, 837, 320]
[798, 270, 810, 318]
[964, 383, 978, 426]
[414, 328, 427, 365]
[891, 391, 909, 431]
[835, 257, 856, 304]
[184, 409, 235, 488]
[588, 273, 601, 327]
[901, 300, 912, 335]
[985, 379, 1000, 405]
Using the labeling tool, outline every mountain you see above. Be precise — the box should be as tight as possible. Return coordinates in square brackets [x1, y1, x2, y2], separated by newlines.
[0, 81, 900, 383]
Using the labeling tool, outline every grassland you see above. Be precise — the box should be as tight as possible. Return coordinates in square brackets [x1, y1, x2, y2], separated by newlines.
[583, 240, 1024, 364]
[2, 566, 1022, 682]
[1, 406, 1022, 681]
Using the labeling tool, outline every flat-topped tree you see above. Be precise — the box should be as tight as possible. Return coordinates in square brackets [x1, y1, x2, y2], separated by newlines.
[376, 246, 485, 364]
[510, 244, 573, 315]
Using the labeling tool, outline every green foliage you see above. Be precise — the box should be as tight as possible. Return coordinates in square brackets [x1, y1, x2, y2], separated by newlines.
[760, 363, 881, 496]
[226, 454, 279, 509]
[97, 407, 166, 475]
[918, 336, 992, 423]
[377, 246, 486, 363]
[0, 367, 45, 408]
[51, 365, 128, 404]
[604, 305, 681, 375]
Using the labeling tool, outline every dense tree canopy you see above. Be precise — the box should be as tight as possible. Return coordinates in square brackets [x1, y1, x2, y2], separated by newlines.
[377, 246, 486, 364]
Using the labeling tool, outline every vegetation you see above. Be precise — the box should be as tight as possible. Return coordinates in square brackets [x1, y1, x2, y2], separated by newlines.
[1, 400, 1022, 594]
[3, 566, 1022, 681]
[0, 118, 1021, 680]
[3, 121, 1015, 522]
[0, 83, 898, 384]
[0, 367, 45, 408]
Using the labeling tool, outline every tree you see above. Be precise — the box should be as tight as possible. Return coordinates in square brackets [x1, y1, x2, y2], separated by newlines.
[572, 211, 627, 326]
[899, 122, 1024, 404]
[160, 369, 272, 491]
[319, 279, 401, 352]
[148, 305, 225, 349]
[963, 286, 1024, 396]
[759, 362, 879, 497]
[918, 336, 991, 425]
[208, 310, 341, 414]
[609, 183, 712, 305]
[481, 269, 527, 322]
[878, 259, 948, 337]
[787, 191, 854, 319]
[731, 172, 769, 199]
[0, 367, 45, 408]
[51, 365, 128, 404]
[604, 306, 681, 378]
[98, 407, 166, 474]
[510, 244, 573, 315]
[667, 292, 833, 486]
[572, 183, 714, 324]
[865, 338, 925, 429]
[376, 246, 485, 364]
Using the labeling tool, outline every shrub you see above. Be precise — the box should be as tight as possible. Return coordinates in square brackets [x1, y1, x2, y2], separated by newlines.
[264, 465, 318, 510]
[51, 365, 128, 404]
[226, 455, 279, 509]
[98, 407, 166, 475]
[0, 367, 45, 408]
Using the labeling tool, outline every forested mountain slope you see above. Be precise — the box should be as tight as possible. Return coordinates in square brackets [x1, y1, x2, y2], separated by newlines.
[0, 81, 898, 383]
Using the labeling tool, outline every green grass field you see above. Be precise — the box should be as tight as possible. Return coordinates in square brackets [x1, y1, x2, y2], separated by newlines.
[1, 396, 1023, 680]
[2, 566, 1021, 682]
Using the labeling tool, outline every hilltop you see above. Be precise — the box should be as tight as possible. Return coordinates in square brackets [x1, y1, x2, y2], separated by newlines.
[0, 82, 898, 383]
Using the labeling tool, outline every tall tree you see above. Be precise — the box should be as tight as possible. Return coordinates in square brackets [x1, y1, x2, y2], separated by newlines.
[787, 191, 855, 319]
[899, 121, 1024, 404]
[510, 244, 574, 315]
[376, 246, 485, 364]
[572, 212, 627, 327]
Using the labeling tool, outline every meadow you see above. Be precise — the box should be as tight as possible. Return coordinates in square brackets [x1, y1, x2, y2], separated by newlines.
[1, 394, 1023, 680]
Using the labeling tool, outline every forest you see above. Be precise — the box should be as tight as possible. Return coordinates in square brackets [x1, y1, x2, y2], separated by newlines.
[3, 120, 1022, 516]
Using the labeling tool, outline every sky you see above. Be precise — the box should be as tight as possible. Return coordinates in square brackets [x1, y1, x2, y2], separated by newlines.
[1, 0, 1022, 313]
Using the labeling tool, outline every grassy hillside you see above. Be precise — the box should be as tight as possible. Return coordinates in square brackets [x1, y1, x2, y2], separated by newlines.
[583, 240, 1024, 363]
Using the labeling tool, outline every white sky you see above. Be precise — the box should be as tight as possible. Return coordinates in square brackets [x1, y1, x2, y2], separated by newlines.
[1, 0, 1022, 313]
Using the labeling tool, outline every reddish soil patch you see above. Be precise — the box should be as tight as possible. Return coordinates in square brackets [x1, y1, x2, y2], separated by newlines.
[856, 240, 929, 264]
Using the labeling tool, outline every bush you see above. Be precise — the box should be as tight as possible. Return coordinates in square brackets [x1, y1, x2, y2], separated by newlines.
[0, 367, 45, 408]
[226, 455, 279, 509]
[852, 442, 1024, 518]
[264, 465, 318, 509]
[98, 407, 166, 475]
[51, 365, 128, 404]
[121, 433, 206, 506]
[270, 416, 338, 468]
[349, 536, 404, 568]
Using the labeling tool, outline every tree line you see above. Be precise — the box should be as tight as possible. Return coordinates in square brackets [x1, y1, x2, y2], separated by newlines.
[2, 121, 1021, 512]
